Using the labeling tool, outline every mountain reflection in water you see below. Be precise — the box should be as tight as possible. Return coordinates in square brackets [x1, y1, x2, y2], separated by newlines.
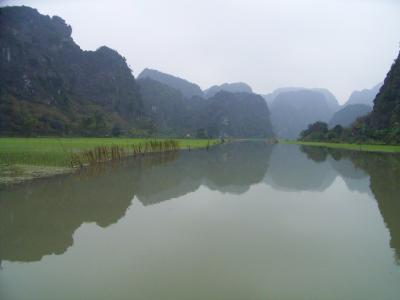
[299, 145, 400, 263]
[0, 142, 399, 264]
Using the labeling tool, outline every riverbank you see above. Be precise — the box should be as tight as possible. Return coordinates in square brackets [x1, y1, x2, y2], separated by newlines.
[0, 138, 217, 185]
[281, 140, 400, 153]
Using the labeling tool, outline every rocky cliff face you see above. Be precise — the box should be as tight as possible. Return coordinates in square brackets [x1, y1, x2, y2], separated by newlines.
[0, 6, 143, 135]
[138, 77, 274, 138]
[367, 52, 400, 141]
[204, 82, 253, 98]
[201, 91, 274, 138]
[138, 68, 204, 99]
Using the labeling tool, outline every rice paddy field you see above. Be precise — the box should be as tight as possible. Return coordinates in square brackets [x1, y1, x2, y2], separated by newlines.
[0, 138, 215, 166]
[0, 138, 217, 184]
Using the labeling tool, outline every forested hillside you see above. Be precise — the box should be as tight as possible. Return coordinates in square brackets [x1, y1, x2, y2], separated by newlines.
[138, 68, 204, 99]
[0, 6, 275, 138]
[200, 91, 274, 138]
[138, 77, 275, 138]
[367, 52, 400, 142]
[204, 82, 253, 98]
[0, 6, 143, 136]
[300, 51, 400, 144]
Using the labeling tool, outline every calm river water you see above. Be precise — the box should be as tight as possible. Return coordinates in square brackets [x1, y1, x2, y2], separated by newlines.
[1, 142, 400, 300]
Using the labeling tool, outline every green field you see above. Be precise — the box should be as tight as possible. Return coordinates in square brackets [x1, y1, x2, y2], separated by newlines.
[281, 140, 400, 153]
[0, 137, 216, 167]
[0, 137, 217, 185]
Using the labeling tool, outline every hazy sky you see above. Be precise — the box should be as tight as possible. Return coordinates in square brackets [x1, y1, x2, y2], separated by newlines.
[2, 0, 400, 103]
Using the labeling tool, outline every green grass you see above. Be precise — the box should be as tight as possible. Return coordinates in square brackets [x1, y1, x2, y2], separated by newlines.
[281, 140, 400, 153]
[0, 137, 217, 167]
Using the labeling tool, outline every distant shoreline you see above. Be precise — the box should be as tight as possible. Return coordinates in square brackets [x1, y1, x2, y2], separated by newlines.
[281, 140, 400, 153]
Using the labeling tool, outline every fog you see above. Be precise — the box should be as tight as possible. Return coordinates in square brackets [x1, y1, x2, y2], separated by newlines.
[2, 0, 399, 102]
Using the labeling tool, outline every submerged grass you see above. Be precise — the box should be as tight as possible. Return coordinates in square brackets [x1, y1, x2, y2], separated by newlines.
[281, 140, 400, 153]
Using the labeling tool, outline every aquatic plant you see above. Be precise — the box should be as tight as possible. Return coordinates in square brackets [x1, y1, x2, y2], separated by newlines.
[69, 140, 181, 168]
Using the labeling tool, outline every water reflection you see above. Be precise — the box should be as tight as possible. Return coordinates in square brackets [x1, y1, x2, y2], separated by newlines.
[0, 142, 273, 262]
[264, 144, 336, 192]
[1, 142, 400, 266]
[136, 141, 273, 205]
[300, 146, 400, 262]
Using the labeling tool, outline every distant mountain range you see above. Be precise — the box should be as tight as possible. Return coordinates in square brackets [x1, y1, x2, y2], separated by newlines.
[344, 83, 382, 107]
[0, 5, 394, 141]
[268, 89, 334, 139]
[329, 104, 372, 128]
[300, 50, 400, 143]
[0, 6, 274, 138]
[262, 83, 382, 138]
[204, 82, 253, 98]
[137, 76, 274, 138]
[263, 87, 340, 112]
[138, 68, 204, 99]
[325, 83, 381, 128]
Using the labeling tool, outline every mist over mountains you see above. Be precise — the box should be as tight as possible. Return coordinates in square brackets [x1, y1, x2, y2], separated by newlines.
[326, 83, 381, 129]
[0, 6, 275, 138]
[345, 83, 382, 107]
[263, 83, 383, 139]
[329, 104, 373, 128]
[137, 71, 274, 138]
[138, 68, 204, 99]
[204, 83, 253, 98]
[0, 6, 393, 141]
[268, 89, 333, 139]
[300, 51, 400, 143]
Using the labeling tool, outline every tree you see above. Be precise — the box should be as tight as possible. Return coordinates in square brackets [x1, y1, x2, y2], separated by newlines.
[112, 124, 122, 137]
[196, 128, 208, 139]
[300, 121, 328, 141]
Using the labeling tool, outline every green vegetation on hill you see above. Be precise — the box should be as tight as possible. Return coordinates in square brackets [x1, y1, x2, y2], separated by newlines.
[138, 77, 275, 138]
[0, 6, 144, 136]
[138, 68, 204, 99]
[137, 77, 189, 136]
[200, 91, 274, 138]
[367, 51, 400, 143]
[0, 7, 275, 139]
[204, 82, 253, 98]
[300, 50, 400, 145]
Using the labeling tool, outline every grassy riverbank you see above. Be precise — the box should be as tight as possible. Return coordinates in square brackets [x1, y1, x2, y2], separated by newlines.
[0, 138, 217, 185]
[281, 140, 400, 153]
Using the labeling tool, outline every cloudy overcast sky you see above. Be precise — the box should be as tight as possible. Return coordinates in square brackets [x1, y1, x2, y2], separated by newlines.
[2, 0, 399, 102]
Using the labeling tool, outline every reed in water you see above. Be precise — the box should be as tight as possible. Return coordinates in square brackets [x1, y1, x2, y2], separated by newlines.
[70, 139, 180, 168]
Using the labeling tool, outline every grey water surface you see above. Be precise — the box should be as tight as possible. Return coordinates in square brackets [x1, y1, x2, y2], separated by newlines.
[1, 142, 400, 300]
